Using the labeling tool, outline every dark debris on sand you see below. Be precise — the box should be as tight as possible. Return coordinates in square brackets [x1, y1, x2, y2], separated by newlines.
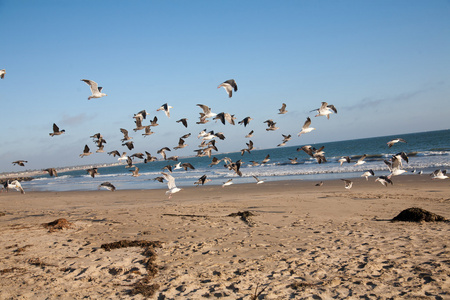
[42, 218, 73, 232]
[392, 207, 448, 223]
[100, 240, 163, 297]
[228, 211, 256, 226]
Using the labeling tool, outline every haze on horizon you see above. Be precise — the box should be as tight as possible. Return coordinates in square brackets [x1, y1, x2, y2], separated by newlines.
[1, 1, 449, 173]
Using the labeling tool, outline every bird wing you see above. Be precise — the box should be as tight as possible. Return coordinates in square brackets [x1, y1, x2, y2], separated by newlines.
[81, 79, 99, 93]
[303, 117, 312, 129]
[162, 172, 177, 189]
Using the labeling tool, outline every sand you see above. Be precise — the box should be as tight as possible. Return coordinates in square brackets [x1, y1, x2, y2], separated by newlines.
[0, 175, 449, 299]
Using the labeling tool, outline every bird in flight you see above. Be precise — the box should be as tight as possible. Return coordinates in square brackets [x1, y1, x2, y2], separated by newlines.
[81, 79, 107, 100]
[218, 79, 238, 98]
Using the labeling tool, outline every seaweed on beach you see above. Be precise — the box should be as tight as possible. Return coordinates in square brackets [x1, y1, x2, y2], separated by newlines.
[391, 207, 448, 223]
[100, 240, 163, 297]
[228, 211, 256, 226]
[42, 218, 73, 232]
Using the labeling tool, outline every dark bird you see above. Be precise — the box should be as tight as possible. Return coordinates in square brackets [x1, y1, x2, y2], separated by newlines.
[264, 119, 279, 131]
[157, 147, 171, 160]
[163, 165, 173, 173]
[120, 128, 132, 142]
[133, 114, 145, 131]
[142, 125, 154, 137]
[375, 176, 393, 186]
[44, 168, 58, 177]
[134, 110, 149, 120]
[245, 130, 254, 138]
[122, 141, 134, 150]
[278, 103, 288, 114]
[299, 145, 326, 164]
[209, 157, 222, 167]
[130, 167, 140, 177]
[12, 160, 28, 167]
[218, 79, 238, 98]
[341, 179, 353, 189]
[86, 167, 99, 178]
[81, 79, 107, 100]
[315, 181, 323, 187]
[108, 150, 121, 157]
[176, 118, 188, 128]
[214, 112, 236, 125]
[387, 138, 407, 148]
[174, 138, 188, 150]
[153, 176, 165, 183]
[144, 151, 157, 163]
[181, 133, 191, 139]
[149, 116, 159, 127]
[49, 123, 65, 136]
[80, 145, 93, 158]
[167, 156, 179, 161]
[194, 174, 212, 186]
[130, 153, 145, 160]
[261, 154, 271, 164]
[238, 117, 253, 127]
[98, 182, 115, 191]
[180, 162, 195, 171]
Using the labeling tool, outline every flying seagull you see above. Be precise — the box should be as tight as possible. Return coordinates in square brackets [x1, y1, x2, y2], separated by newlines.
[80, 145, 93, 158]
[298, 117, 315, 136]
[387, 138, 407, 148]
[354, 154, 367, 166]
[49, 123, 65, 136]
[375, 176, 393, 186]
[338, 156, 351, 166]
[218, 79, 238, 98]
[194, 174, 212, 186]
[120, 128, 132, 142]
[176, 118, 188, 128]
[157, 147, 171, 160]
[98, 182, 116, 191]
[157, 103, 172, 118]
[81, 79, 107, 100]
[2, 180, 25, 194]
[430, 169, 448, 180]
[311, 102, 337, 119]
[12, 160, 28, 167]
[361, 170, 375, 180]
[341, 179, 353, 189]
[278, 103, 288, 114]
[86, 167, 99, 178]
[162, 172, 182, 199]
[245, 130, 254, 138]
[130, 167, 140, 177]
[197, 104, 217, 119]
[0, 69, 5, 79]
[222, 179, 233, 187]
[173, 138, 188, 150]
[238, 117, 253, 127]
[44, 168, 58, 177]
[253, 176, 264, 184]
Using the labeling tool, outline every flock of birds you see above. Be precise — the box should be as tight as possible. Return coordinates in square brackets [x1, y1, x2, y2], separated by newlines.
[1, 72, 448, 196]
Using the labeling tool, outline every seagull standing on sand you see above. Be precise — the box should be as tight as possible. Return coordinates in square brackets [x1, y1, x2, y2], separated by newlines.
[49, 123, 65, 136]
[162, 172, 182, 199]
[218, 79, 238, 98]
[81, 79, 107, 100]
[298, 117, 315, 136]
[98, 182, 116, 191]
[311, 102, 337, 119]
[157, 103, 173, 118]
[387, 138, 407, 148]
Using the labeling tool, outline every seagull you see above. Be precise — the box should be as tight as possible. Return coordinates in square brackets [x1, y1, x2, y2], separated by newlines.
[354, 154, 367, 166]
[361, 170, 375, 180]
[81, 79, 107, 100]
[222, 179, 233, 187]
[238, 117, 253, 127]
[341, 179, 353, 189]
[387, 138, 407, 148]
[249, 161, 260, 167]
[218, 79, 238, 98]
[224, 159, 243, 177]
[80, 145, 93, 158]
[298, 117, 315, 136]
[253, 176, 264, 184]
[384, 159, 407, 177]
[209, 157, 222, 167]
[214, 112, 236, 125]
[130, 167, 140, 177]
[153, 176, 165, 183]
[180, 162, 195, 171]
[12, 160, 28, 167]
[134, 110, 150, 120]
[167, 156, 179, 161]
[194, 174, 211, 186]
[245, 130, 254, 138]
[289, 158, 299, 164]
[49, 123, 65, 136]
[277, 134, 291, 147]
[44, 168, 58, 177]
[430, 169, 448, 180]
[173, 138, 188, 150]
[120, 128, 132, 142]
[95, 140, 106, 153]
[311, 102, 337, 119]
[162, 165, 173, 173]
[162, 172, 182, 199]
[98, 182, 116, 191]
[142, 126, 154, 137]
[125, 156, 134, 168]
[86, 167, 99, 178]
[278, 103, 288, 114]
[375, 176, 393, 186]
[264, 119, 279, 131]
[133, 114, 145, 131]
[149, 116, 159, 127]
[261, 154, 271, 164]
[338, 156, 351, 165]
[315, 181, 323, 187]
[108, 150, 120, 157]
[0, 69, 5, 79]
[117, 152, 128, 161]
[122, 141, 134, 150]
[157, 147, 171, 160]
[299, 145, 326, 164]
[130, 152, 145, 160]
[176, 118, 188, 128]
[2, 180, 25, 194]
[90, 133, 103, 140]
[144, 151, 157, 163]
[196, 104, 217, 119]
[157, 103, 172, 118]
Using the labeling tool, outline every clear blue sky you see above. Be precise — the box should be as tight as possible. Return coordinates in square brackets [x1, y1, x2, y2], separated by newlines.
[1, 0, 449, 173]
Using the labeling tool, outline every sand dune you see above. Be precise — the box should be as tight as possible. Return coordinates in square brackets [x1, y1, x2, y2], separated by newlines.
[0, 175, 449, 299]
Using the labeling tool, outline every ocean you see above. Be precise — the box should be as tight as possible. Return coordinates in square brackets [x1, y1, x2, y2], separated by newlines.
[18, 129, 450, 192]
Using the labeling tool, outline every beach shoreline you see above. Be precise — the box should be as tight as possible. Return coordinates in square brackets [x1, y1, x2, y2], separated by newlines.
[1, 175, 449, 299]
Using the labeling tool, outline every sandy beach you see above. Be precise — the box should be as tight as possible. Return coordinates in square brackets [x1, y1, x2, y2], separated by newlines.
[0, 175, 449, 299]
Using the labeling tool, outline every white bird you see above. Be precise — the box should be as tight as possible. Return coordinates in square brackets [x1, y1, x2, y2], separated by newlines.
[385, 152, 409, 177]
[2, 180, 25, 194]
[431, 169, 448, 180]
[253, 176, 264, 184]
[341, 179, 353, 190]
[387, 138, 407, 148]
[196, 104, 217, 119]
[298, 117, 315, 136]
[98, 182, 116, 191]
[81, 79, 107, 100]
[218, 79, 238, 98]
[162, 172, 182, 199]
[338, 156, 351, 165]
[0, 69, 6, 79]
[361, 170, 375, 180]
[354, 154, 367, 166]
[311, 102, 337, 119]
[222, 179, 233, 187]
[157, 103, 173, 118]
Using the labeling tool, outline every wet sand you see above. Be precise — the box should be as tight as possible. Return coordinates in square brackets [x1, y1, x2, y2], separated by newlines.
[0, 175, 449, 299]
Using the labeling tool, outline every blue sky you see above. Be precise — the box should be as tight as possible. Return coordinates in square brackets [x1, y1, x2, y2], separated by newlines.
[1, 0, 449, 173]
